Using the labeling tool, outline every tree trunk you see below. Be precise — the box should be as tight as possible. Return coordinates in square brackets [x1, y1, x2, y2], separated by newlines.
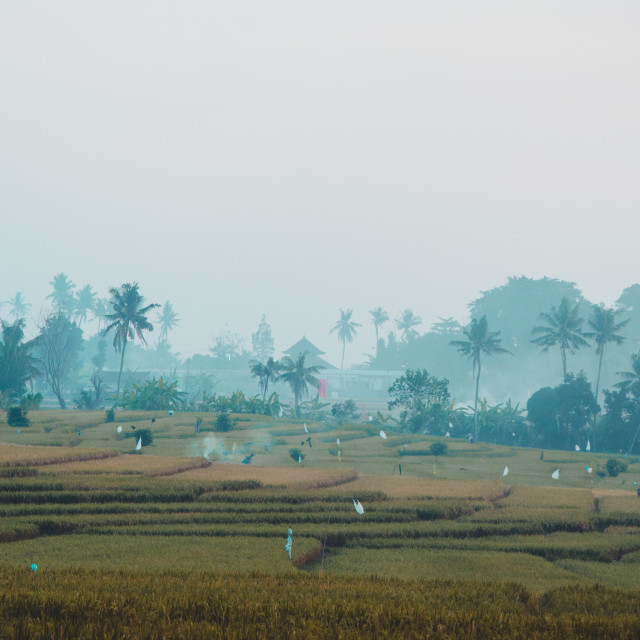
[595, 348, 604, 405]
[473, 359, 481, 441]
[561, 347, 567, 378]
[341, 341, 346, 369]
[56, 393, 66, 409]
[116, 338, 128, 396]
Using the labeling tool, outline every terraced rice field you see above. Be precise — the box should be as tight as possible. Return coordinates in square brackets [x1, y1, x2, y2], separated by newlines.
[1, 410, 640, 637]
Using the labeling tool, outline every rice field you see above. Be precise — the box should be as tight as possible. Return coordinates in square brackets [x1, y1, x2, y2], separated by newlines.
[1, 409, 640, 637]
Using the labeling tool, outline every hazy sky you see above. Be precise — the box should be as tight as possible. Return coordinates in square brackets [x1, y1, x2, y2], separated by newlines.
[1, 2, 638, 366]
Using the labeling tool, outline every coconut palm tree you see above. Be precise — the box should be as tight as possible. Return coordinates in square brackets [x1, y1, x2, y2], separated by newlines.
[156, 301, 180, 343]
[103, 283, 160, 395]
[330, 308, 361, 369]
[369, 307, 389, 345]
[614, 353, 640, 397]
[396, 309, 422, 342]
[450, 315, 511, 440]
[93, 298, 111, 332]
[73, 285, 97, 326]
[583, 304, 629, 404]
[7, 292, 31, 319]
[278, 353, 324, 415]
[531, 297, 589, 377]
[249, 357, 281, 401]
[47, 273, 75, 314]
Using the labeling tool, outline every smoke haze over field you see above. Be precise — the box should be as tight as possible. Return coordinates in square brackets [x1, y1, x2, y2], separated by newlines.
[1, 2, 638, 366]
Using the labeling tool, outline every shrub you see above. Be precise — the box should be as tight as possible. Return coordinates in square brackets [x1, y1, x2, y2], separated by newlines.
[124, 429, 153, 446]
[20, 393, 42, 411]
[606, 458, 628, 477]
[214, 413, 234, 432]
[7, 405, 29, 427]
[105, 408, 115, 423]
[429, 442, 448, 456]
[289, 448, 305, 463]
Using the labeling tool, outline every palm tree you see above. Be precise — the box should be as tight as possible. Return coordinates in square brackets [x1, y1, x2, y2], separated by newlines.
[249, 357, 281, 401]
[614, 353, 640, 397]
[278, 353, 324, 415]
[583, 304, 629, 404]
[93, 298, 111, 332]
[47, 273, 75, 314]
[8, 292, 31, 319]
[396, 309, 422, 342]
[73, 285, 97, 326]
[369, 307, 389, 345]
[450, 315, 511, 440]
[156, 301, 180, 342]
[531, 297, 589, 377]
[330, 308, 361, 369]
[103, 283, 160, 395]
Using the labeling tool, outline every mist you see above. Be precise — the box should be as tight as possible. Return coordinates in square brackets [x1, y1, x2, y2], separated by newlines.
[1, 1, 638, 373]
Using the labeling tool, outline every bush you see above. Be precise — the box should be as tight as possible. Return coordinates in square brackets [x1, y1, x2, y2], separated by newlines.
[123, 429, 153, 446]
[606, 458, 628, 477]
[289, 448, 305, 463]
[20, 393, 42, 411]
[214, 413, 234, 432]
[7, 405, 29, 427]
[429, 442, 448, 456]
[105, 408, 115, 423]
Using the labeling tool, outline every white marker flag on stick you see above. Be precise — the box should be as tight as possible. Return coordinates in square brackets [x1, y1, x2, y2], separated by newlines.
[551, 469, 560, 480]
[353, 499, 364, 515]
[586, 440, 591, 451]
[135, 438, 142, 451]
[379, 430, 387, 440]
[503, 466, 509, 477]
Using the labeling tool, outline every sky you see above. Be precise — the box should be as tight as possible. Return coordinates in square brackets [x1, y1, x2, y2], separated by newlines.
[1, 1, 638, 367]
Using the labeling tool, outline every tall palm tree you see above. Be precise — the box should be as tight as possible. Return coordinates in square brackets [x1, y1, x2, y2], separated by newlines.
[531, 297, 589, 377]
[73, 285, 97, 326]
[369, 307, 389, 345]
[450, 315, 511, 440]
[156, 301, 180, 342]
[249, 357, 281, 401]
[396, 309, 422, 342]
[278, 353, 324, 415]
[103, 283, 160, 395]
[330, 308, 361, 369]
[583, 304, 629, 404]
[47, 273, 75, 314]
[8, 292, 31, 319]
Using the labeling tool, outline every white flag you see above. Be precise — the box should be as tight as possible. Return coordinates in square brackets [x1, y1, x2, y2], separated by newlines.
[552, 469, 559, 480]
[353, 499, 364, 514]
[586, 440, 591, 451]
[379, 430, 387, 440]
[135, 437, 142, 451]
[575, 445, 580, 451]
[304, 423, 308, 433]
[503, 466, 509, 477]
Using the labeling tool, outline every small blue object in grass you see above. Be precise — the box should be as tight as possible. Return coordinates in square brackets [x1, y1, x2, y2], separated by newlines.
[242, 454, 254, 464]
[77, 429, 81, 436]
[17, 428, 20, 435]
[30, 564, 37, 572]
